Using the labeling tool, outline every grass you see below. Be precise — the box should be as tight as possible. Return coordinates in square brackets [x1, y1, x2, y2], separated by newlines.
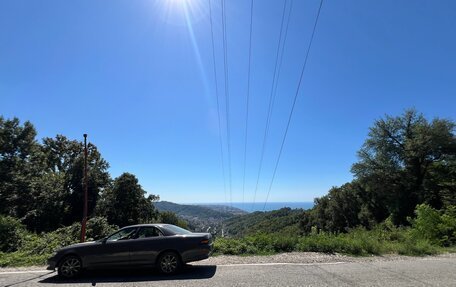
[0, 225, 454, 268]
[213, 227, 449, 257]
[0, 252, 49, 267]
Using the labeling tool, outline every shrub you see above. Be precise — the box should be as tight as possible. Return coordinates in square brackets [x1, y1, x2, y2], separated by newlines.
[438, 206, 456, 246]
[396, 239, 438, 256]
[410, 204, 456, 246]
[0, 251, 49, 267]
[19, 216, 116, 256]
[0, 216, 27, 252]
[410, 204, 442, 244]
[86, 217, 118, 240]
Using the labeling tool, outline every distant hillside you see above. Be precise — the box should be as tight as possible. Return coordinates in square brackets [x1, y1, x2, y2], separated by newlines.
[154, 201, 247, 232]
[198, 204, 247, 216]
[223, 207, 304, 237]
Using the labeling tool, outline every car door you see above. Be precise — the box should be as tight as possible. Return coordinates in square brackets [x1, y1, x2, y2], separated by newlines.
[129, 226, 166, 265]
[85, 227, 138, 268]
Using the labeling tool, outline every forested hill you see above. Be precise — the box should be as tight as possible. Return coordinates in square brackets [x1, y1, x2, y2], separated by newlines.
[154, 201, 246, 220]
[223, 208, 303, 237]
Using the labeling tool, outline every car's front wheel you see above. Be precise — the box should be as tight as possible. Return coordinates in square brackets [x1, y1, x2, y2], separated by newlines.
[58, 255, 82, 279]
[158, 251, 181, 274]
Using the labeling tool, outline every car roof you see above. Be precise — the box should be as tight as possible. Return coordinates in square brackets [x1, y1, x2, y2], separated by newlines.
[122, 223, 171, 229]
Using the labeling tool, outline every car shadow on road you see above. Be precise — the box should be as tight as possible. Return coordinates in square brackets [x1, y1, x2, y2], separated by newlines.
[39, 265, 217, 285]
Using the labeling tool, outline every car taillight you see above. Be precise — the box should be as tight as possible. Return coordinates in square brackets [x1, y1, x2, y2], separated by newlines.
[200, 239, 209, 244]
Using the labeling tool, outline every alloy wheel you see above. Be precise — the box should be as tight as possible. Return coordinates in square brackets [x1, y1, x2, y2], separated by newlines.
[160, 253, 178, 274]
[59, 257, 81, 278]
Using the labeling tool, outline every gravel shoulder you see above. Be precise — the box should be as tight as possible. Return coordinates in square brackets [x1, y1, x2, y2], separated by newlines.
[194, 251, 456, 265]
[2, 252, 454, 272]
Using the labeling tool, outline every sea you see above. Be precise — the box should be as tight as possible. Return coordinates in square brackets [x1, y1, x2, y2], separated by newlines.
[206, 202, 314, 213]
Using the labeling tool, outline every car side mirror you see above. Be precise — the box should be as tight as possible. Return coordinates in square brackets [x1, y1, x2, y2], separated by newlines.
[102, 238, 108, 244]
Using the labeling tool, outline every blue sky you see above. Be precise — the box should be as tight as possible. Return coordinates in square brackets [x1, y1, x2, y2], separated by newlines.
[1, 0, 455, 204]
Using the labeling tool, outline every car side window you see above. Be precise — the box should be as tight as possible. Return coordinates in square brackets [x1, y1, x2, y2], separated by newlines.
[136, 227, 162, 239]
[106, 227, 137, 242]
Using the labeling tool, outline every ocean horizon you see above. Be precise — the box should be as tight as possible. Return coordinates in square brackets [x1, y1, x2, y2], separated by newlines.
[197, 202, 314, 213]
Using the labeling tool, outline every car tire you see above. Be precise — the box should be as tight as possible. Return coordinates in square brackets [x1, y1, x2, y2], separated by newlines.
[58, 255, 82, 279]
[158, 251, 181, 274]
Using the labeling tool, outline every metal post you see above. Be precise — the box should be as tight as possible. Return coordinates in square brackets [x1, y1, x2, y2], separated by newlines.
[81, 134, 88, 243]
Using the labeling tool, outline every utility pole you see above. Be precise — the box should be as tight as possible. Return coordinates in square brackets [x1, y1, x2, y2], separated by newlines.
[80, 134, 88, 243]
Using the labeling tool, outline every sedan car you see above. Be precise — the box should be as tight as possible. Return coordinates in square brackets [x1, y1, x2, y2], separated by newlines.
[47, 224, 212, 278]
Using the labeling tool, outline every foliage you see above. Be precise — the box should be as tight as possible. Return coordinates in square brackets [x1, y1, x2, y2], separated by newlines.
[0, 251, 49, 267]
[0, 216, 118, 267]
[352, 109, 456, 224]
[213, 227, 441, 257]
[0, 117, 113, 232]
[301, 109, 456, 232]
[158, 211, 189, 229]
[410, 204, 456, 246]
[38, 135, 111, 229]
[86, 216, 118, 240]
[0, 117, 45, 221]
[0, 216, 26, 252]
[96, 173, 159, 227]
[224, 208, 303, 237]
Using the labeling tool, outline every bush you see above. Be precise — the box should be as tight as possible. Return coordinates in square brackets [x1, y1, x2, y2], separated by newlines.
[20, 216, 116, 256]
[0, 216, 27, 252]
[396, 239, 438, 256]
[20, 224, 80, 255]
[86, 217, 118, 240]
[0, 251, 49, 267]
[438, 206, 456, 246]
[410, 204, 456, 246]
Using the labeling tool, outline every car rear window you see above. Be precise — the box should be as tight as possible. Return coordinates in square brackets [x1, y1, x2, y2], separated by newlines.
[164, 225, 192, 235]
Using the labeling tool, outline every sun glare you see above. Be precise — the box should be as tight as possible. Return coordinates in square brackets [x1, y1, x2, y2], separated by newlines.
[167, 0, 190, 5]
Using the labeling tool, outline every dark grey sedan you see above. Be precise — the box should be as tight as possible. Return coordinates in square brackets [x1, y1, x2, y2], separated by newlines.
[47, 224, 213, 278]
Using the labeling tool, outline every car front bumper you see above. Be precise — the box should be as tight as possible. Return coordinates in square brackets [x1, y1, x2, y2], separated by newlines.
[47, 256, 57, 270]
[47, 261, 56, 270]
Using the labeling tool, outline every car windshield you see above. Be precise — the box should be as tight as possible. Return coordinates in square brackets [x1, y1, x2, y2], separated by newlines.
[164, 225, 192, 235]
[106, 227, 137, 241]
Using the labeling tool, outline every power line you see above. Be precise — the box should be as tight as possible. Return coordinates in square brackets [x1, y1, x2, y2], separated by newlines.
[251, 0, 291, 210]
[272, 0, 293, 107]
[241, 0, 254, 206]
[208, 0, 228, 204]
[263, 0, 324, 211]
[221, 0, 232, 207]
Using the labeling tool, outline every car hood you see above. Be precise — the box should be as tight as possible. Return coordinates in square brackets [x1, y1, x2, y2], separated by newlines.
[59, 240, 100, 251]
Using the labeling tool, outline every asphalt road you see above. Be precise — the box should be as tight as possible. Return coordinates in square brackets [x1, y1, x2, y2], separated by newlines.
[1, 256, 455, 287]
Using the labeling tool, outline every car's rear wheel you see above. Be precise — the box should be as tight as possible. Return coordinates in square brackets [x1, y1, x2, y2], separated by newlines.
[158, 251, 181, 274]
[58, 255, 82, 279]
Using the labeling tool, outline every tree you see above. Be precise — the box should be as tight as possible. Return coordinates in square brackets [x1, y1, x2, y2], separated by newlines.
[159, 211, 188, 229]
[351, 109, 456, 224]
[41, 135, 111, 226]
[0, 117, 45, 219]
[21, 172, 68, 232]
[301, 109, 456, 232]
[97, 173, 159, 227]
[300, 182, 365, 233]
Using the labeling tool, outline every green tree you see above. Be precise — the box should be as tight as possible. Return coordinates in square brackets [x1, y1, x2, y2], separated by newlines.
[97, 173, 159, 227]
[0, 117, 45, 219]
[41, 135, 111, 226]
[351, 109, 456, 224]
[301, 109, 456, 232]
[21, 172, 67, 232]
[301, 183, 366, 233]
[159, 211, 188, 229]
